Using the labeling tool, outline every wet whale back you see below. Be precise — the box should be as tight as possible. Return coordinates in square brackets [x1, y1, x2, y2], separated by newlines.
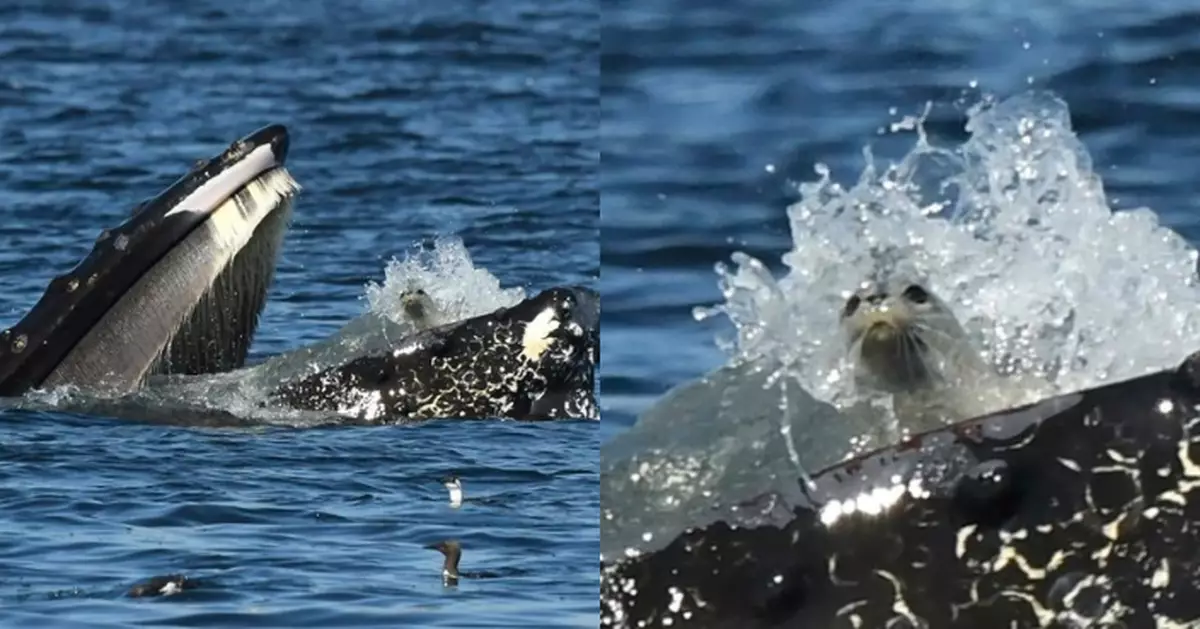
[272, 286, 599, 421]
[601, 354, 1200, 627]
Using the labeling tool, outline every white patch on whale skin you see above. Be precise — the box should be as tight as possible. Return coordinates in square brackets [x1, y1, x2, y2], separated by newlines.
[521, 307, 561, 362]
[165, 143, 282, 218]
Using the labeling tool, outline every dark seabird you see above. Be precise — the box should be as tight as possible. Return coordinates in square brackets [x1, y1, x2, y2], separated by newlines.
[127, 574, 198, 598]
[424, 540, 501, 587]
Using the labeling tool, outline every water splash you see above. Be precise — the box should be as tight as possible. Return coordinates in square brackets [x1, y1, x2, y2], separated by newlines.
[365, 236, 525, 325]
[700, 90, 1200, 414]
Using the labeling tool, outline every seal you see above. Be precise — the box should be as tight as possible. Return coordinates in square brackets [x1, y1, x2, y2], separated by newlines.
[840, 273, 1040, 431]
[399, 288, 439, 330]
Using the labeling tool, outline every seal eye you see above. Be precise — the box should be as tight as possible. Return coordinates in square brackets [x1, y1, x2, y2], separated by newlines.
[903, 284, 929, 304]
[842, 295, 861, 318]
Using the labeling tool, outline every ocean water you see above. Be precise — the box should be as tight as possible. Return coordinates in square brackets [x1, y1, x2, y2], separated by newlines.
[602, 0, 1200, 444]
[0, 1, 598, 627]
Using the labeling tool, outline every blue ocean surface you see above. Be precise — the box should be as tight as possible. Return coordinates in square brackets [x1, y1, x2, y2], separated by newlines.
[602, 0, 1200, 441]
[0, 1, 598, 627]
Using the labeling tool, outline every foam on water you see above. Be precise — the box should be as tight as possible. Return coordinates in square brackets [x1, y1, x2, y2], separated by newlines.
[700, 90, 1200, 416]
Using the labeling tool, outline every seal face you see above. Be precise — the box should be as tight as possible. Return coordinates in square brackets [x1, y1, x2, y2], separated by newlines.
[840, 273, 1003, 429]
[840, 275, 979, 395]
[398, 287, 439, 330]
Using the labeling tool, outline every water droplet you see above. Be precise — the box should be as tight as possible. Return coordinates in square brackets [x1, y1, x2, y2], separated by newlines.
[11, 334, 27, 353]
[65, 278, 79, 293]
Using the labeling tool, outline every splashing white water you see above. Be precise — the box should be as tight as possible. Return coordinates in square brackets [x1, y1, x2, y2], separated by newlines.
[699, 90, 1200, 412]
[365, 236, 525, 325]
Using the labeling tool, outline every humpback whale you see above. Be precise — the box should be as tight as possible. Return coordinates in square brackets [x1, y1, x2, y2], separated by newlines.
[0, 126, 598, 424]
[272, 285, 599, 421]
[600, 351, 1200, 628]
[0, 125, 297, 396]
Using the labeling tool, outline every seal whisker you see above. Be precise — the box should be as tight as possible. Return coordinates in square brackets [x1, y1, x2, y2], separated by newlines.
[841, 274, 1040, 431]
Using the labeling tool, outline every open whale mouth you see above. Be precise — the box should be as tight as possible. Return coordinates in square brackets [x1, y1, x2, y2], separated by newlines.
[0, 125, 300, 396]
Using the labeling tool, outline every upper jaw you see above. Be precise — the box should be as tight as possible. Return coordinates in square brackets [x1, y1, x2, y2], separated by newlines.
[160, 124, 291, 221]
